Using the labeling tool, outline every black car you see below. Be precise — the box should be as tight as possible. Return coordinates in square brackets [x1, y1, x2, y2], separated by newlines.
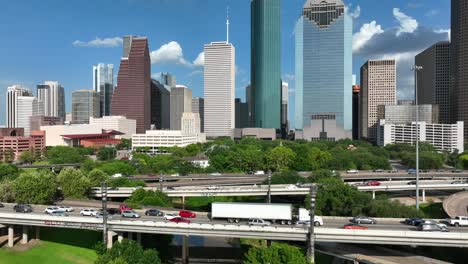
[145, 209, 164, 216]
[0, 203, 4, 208]
[13, 204, 33, 213]
[106, 208, 120, 215]
[404, 217, 424, 226]
[350, 216, 376, 224]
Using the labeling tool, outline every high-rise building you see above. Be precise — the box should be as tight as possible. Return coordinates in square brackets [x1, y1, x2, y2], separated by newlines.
[151, 79, 171, 130]
[451, 0, 468, 138]
[416, 41, 451, 124]
[352, 85, 360, 140]
[71, 90, 100, 124]
[170, 85, 192, 130]
[281, 81, 289, 132]
[397, 100, 415, 105]
[37, 81, 65, 120]
[111, 36, 151, 133]
[235, 98, 249, 129]
[204, 41, 235, 137]
[192, 97, 205, 132]
[161, 72, 176, 88]
[17, 97, 43, 136]
[6, 85, 32, 128]
[246, 84, 254, 127]
[360, 59, 396, 142]
[93, 63, 114, 117]
[251, 0, 281, 129]
[295, 0, 353, 136]
[377, 104, 439, 125]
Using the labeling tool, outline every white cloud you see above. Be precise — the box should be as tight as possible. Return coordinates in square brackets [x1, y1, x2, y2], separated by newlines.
[151, 72, 162, 79]
[193, 52, 204, 66]
[72, 37, 123, 47]
[150, 41, 190, 65]
[435, 29, 451, 41]
[283, 74, 295, 82]
[393, 8, 418, 36]
[348, 5, 361, 19]
[353, 21, 384, 52]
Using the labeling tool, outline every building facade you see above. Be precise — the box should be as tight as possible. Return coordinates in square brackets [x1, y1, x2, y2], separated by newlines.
[0, 130, 45, 161]
[6, 85, 33, 128]
[352, 85, 360, 140]
[451, 0, 468, 138]
[93, 63, 114, 117]
[251, 0, 281, 129]
[295, 114, 351, 141]
[151, 79, 171, 130]
[360, 59, 396, 142]
[281, 81, 289, 132]
[377, 104, 439, 125]
[204, 42, 235, 137]
[235, 98, 249, 129]
[170, 85, 192, 130]
[37, 81, 65, 120]
[111, 36, 151, 133]
[89, 116, 136, 139]
[295, 0, 353, 136]
[378, 120, 464, 153]
[30, 116, 63, 132]
[161, 72, 176, 88]
[416, 41, 451, 124]
[72, 90, 100, 124]
[17, 96, 43, 136]
[192, 97, 204, 132]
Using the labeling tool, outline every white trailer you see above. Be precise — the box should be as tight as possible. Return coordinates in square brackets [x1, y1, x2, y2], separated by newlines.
[211, 202, 293, 225]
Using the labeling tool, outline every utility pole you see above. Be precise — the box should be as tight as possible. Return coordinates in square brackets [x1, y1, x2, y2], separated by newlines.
[413, 65, 423, 210]
[307, 185, 317, 264]
[159, 173, 164, 191]
[267, 171, 272, 203]
[101, 181, 108, 247]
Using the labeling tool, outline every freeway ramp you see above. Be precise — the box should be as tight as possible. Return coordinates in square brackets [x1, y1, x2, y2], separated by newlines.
[443, 191, 468, 218]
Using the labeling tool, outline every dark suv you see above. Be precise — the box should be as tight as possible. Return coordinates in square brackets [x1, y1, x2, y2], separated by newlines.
[13, 204, 33, 213]
[145, 209, 164, 216]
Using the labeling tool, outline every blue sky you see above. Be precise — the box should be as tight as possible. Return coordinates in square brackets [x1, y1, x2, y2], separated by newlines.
[0, 0, 451, 126]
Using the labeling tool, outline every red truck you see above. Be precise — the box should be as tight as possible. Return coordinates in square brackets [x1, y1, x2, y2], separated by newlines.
[119, 204, 133, 213]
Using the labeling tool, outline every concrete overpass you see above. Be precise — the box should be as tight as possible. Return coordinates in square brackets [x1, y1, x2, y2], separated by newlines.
[17, 163, 82, 169]
[443, 191, 468, 218]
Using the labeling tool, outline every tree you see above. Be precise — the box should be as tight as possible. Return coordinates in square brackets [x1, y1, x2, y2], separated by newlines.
[98, 147, 116, 161]
[125, 189, 172, 208]
[57, 168, 92, 199]
[46, 146, 86, 164]
[98, 161, 135, 176]
[87, 169, 110, 187]
[13, 171, 58, 204]
[0, 163, 19, 181]
[0, 180, 15, 202]
[95, 239, 161, 264]
[267, 171, 304, 185]
[116, 138, 131, 150]
[109, 178, 145, 188]
[19, 150, 34, 164]
[244, 242, 307, 264]
[266, 146, 296, 172]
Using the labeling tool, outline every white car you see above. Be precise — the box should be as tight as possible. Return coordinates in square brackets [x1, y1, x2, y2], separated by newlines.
[206, 185, 219, 190]
[171, 173, 180, 177]
[249, 219, 271, 226]
[58, 206, 74, 212]
[210, 172, 222, 176]
[44, 207, 60, 214]
[286, 184, 298, 190]
[447, 216, 468, 227]
[80, 208, 98, 216]
[346, 169, 359, 174]
[111, 173, 123, 178]
[254, 171, 265, 175]
[164, 213, 177, 220]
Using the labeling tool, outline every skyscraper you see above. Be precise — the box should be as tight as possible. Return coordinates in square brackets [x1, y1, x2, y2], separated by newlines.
[360, 59, 397, 142]
[170, 85, 192, 130]
[352, 85, 360, 140]
[251, 0, 281, 129]
[151, 79, 171, 130]
[161, 73, 176, 88]
[111, 36, 151, 133]
[415, 41, 451, 124]
[192, 97, 205, 132]
[281, 81, 289, 131]
[295, 0, 352, 135]
[37, 81, 65, 120]
[93, 63, 114, 117]
[451, 0, 468, 137]
[71, 90, 100, 124]
[6, 85, 32, 128]
[204, 41, 235, 137]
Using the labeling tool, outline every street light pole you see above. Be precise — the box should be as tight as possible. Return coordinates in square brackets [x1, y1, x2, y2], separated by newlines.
[413, 65, 423, 210]
[159, 173, 164, 192]
[101, 181, 108, 247]
[307, 184, 317, 264]
[267, 171, 272, 204]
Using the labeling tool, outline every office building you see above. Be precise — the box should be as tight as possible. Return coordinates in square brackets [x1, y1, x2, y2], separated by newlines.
[378, 104, 439, 125]
[352, 85, 360, 140]
[89, 116, 136, 139]
[72, 90, 100, 124]
[295, 114, 351, 141]
[6, 85, 32, 128]
[451, 0, 468, 138]
[111, 36, 151, 133]
[0, 130, 45, 161]
[416, 41, 451, 124]
[251, 0, 281, 129]
[281, 82, 289, 132]
[360, 59, 396, 142]
[246, 84, 254, 127]
[17, 97, 43, 136]
[170, 85, 192, 130]
[37, 81, 65, 120]
[378, 120, 464, 153]
[161, 72, 176, 88]
[40, 124, 122, 147]
[295, 0, 353, 137]
[93, 63, 114, 117]
[151, 79, 171, 130]
[397, 100, 414, 105]
[192, 97, 205, 132]
[204, 41, 235, 137]
[235, 98, 249, 129]
[30, 116, 63, 132]
[232, 128, 277, 140]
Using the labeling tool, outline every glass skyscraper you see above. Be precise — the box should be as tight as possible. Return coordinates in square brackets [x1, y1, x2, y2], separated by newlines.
[93, 63, 114, 117]
[295, 0, 352, 133]
[251, 0, 281, 129]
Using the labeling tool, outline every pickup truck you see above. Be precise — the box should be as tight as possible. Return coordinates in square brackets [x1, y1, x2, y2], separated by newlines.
[446, 216, 468, 227]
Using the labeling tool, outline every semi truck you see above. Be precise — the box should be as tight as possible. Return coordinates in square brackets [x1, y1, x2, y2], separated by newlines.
[211, 202, 323, 226]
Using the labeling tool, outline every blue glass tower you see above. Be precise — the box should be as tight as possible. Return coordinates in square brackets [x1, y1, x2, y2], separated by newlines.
[295, 0, 352, 133]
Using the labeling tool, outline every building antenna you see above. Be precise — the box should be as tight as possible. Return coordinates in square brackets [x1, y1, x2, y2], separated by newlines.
[226, 2, 230, 43]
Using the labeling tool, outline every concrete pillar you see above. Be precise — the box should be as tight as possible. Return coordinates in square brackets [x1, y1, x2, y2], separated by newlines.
[182, 235, 189, 264]
[182, 196, 186, 209]
[372, 191, 376, 200]
[422, 189, 426, 203]
[128, 232, 133, 240]
[21, 226, 28, 244]
[136, 233, 142, 245]
[118, 232, 124, 243]
[107, 231, 114, 249]
[35, 226, 40, 240]
[8, 226, 14, 248]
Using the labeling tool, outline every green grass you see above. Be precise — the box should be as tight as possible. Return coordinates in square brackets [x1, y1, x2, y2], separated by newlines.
[420, 202, 448, 219]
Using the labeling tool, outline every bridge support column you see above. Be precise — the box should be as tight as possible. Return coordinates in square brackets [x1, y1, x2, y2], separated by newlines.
[107, 231, 116, 249]
[128, 232, 133, 240]
[136, 233, 142, 245]
[182, 235, 189, 264]
[422, 189, 426, 203]
[35, 226, 40, 240]
[117, 232, 124, 243]
[372, 191, 376, 200]
[8, 225, 14, 248]
[21, 226, 28, 244]
[182, 196, 185, 209]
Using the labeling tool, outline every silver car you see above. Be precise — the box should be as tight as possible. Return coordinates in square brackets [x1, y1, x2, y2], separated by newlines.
[121, 210, 140, 218]
[249, 219, 271, 226]
[418, 223, 449, 232]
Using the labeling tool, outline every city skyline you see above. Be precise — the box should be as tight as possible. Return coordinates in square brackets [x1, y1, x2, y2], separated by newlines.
[0, 0, 450, 127]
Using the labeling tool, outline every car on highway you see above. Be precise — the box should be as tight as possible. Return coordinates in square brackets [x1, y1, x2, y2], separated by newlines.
[350, 216, 376, 224]
[170, 173, 180, 177]
[451, 180, 466, 184]
[343, 224, 368, 230]
[286, 184, 298, 190]
[419, 220, 447, 228]
[164, 213, 178, 220]
[44, 207, 61, 214]
[437, 169, 446, 172]
[446, 216, 468, 227]
[170, 217, 191, 224]
[50, 211, 68, 217]
[119, 204, 133, 213]
[388, 169, 399, 173]
[346, 169, 359, 174]
[452, 169, 464, 173]
[107, 208, 120, 215]
[407, 169, 417, 174]
[58, 206, 74, 212]
[121, 210, 140, 218]
[404, 217, 424, 226]
[0, 203, 4, 208]
[418, 223, 449, 232]
[80, 208, 98, 216]
[249, 218, 271, 226]
[296, 216, 324, 227]
[13, 204, 33, 213]
[145, 209, 164, 216]
[179, 210, 196, 218]
[364, 181, 381, 186]
[254, 171, 265, 175]
[206, 185, 220, 190]
[373, 169, 384, 173]
[111, 173, 123, 178]
[210, 172, 222, 176]
[407, 181, 417, 185]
